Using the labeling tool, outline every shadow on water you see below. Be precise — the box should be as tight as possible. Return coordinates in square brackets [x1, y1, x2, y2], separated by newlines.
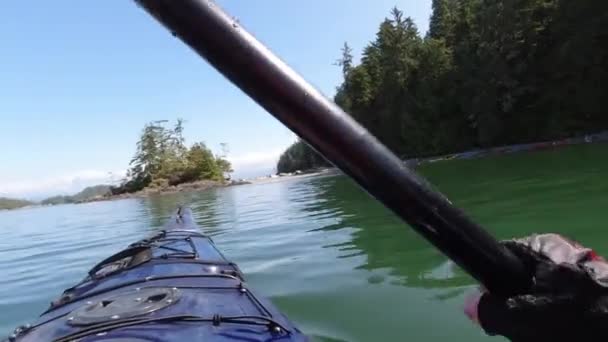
[293, 143, 608, 295]
[420, 143, 608, 252]
[299, 175, 472, 294]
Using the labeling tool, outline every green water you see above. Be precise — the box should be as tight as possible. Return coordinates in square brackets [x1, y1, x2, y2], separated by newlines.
[1, 143, 607, 341]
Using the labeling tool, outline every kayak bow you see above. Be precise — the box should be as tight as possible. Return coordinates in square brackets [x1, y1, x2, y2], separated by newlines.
[6, 207, 307, 342]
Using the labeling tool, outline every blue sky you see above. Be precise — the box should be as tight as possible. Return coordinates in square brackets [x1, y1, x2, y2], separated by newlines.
[0, 0, 430, 199]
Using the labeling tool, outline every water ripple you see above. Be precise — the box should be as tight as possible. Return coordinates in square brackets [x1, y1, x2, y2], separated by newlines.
[4, 145, 607, 341]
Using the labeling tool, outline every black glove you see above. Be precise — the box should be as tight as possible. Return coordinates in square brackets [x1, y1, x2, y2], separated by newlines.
[465, 233, 608, 341]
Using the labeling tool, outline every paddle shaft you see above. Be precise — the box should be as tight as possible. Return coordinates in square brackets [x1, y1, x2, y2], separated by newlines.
[135, 0, 530, 296]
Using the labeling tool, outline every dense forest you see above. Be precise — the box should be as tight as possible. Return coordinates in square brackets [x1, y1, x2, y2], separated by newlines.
[111, 120, 232, 195]
[277, 0, 608, 173]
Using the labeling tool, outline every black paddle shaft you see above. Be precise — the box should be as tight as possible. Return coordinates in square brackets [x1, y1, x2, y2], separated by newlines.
[134, 0, 530, 296]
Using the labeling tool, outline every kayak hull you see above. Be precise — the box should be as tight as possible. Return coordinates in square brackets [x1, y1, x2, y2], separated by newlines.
[7, 208, 307, 342]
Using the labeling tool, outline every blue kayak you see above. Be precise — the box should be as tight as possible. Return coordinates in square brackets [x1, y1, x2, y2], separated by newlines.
[5, 207, 307, 341]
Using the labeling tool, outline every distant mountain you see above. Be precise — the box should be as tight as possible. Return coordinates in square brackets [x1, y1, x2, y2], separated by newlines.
[0, 197, 34, 210]
[71, 185, 112, 202]
[40, 195, 74, 205]
[41, 185, 111, 205]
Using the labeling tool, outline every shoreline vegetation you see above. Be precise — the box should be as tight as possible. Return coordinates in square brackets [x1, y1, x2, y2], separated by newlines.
[277, 1, 608, 173]
[1, 119, 237, 211]
[2, 133, 607, 211]
[4, 1, 608, 210]
[109, 119, 233, 196]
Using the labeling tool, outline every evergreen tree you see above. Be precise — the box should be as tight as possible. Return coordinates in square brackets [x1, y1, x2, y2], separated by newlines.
[278, 1, 608, 170]
[112, 120, 230, 194]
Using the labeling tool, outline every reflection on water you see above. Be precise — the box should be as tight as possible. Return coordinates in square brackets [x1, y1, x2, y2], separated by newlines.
[1, 144, 607, 341]
[301, 175, 473, 291]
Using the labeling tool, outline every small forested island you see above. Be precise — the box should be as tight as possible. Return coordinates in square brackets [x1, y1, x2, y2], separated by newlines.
[110, 119, 233, 196]
[1, 120, 233, 210]
[277, 1, 608, 173]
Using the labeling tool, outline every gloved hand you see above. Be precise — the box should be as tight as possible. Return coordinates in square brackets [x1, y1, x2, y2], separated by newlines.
[464, 233, 608, 341]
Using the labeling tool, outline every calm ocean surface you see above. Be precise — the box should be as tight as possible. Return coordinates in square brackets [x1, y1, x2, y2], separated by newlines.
[2, 143, 607, 341]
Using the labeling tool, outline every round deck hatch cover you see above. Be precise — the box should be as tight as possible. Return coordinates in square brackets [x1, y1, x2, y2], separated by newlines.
[68, 287, 180, 326]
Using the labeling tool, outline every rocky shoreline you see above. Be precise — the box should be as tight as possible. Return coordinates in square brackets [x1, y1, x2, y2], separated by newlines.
[405, 131, 608, 167]
[8, 133, 608, 210]
[87, 169, 335, 204]
[80, 179, 252, 203]
[79, 133, 608, 204]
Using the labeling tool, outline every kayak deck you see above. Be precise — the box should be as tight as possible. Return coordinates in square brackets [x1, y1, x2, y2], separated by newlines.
[7, 208, 307, 341]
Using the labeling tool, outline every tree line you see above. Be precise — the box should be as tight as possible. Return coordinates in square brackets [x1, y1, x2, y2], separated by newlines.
[111, 119, 232, 195]
[277, 0, 608, 173]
